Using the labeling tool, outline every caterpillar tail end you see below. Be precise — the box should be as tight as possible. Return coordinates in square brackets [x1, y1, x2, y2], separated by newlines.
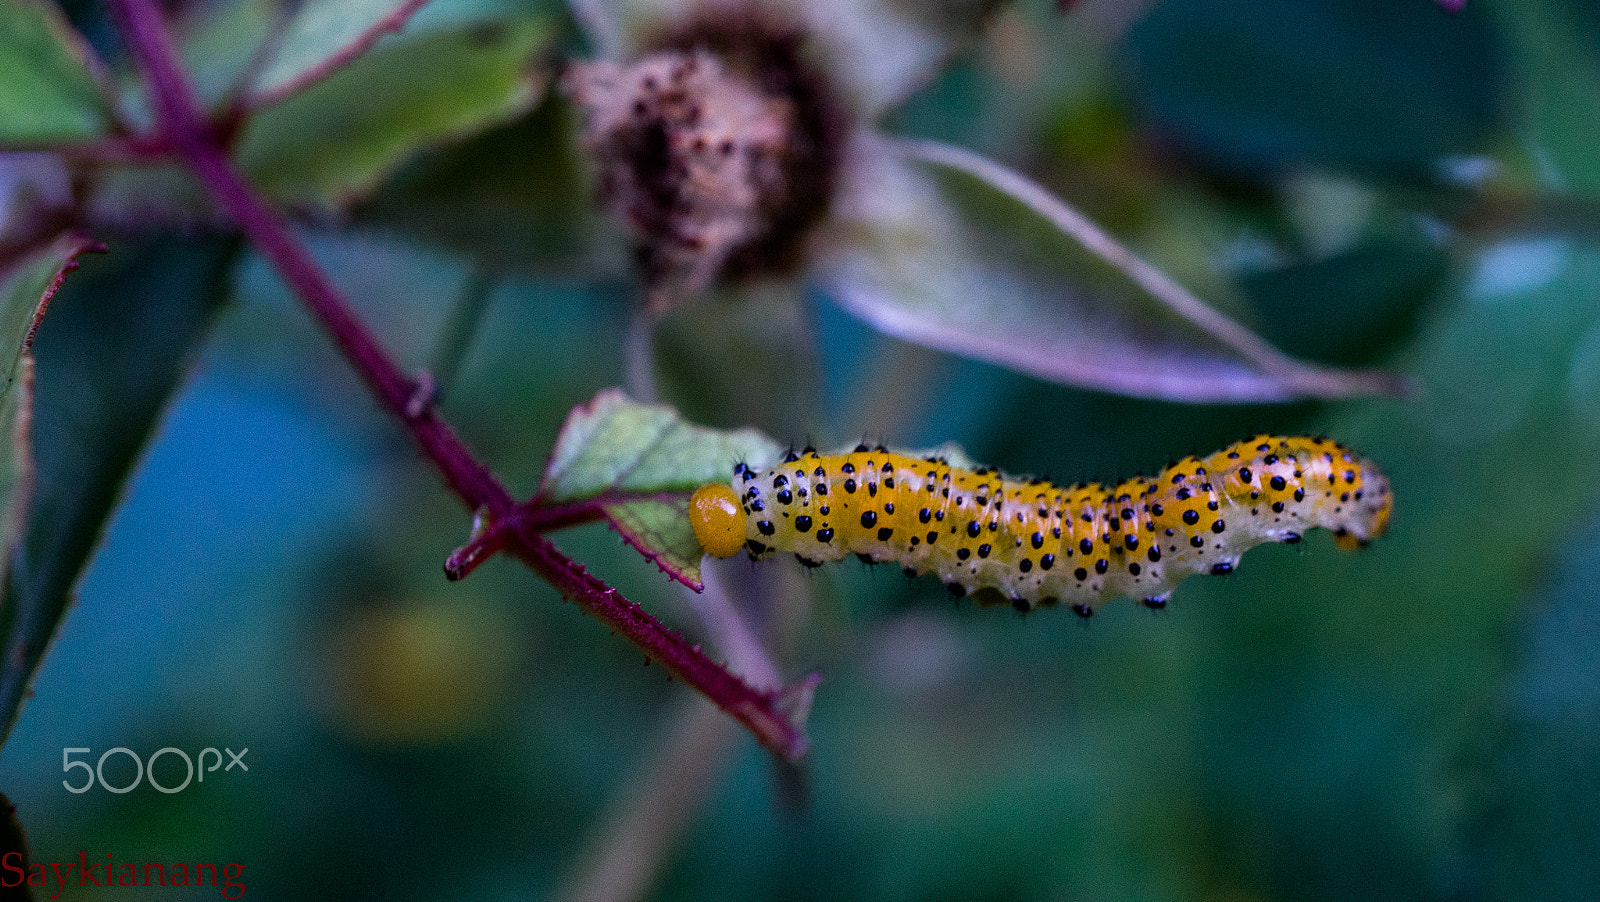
[1330, 455, 1392, 551]
[690, 483, 747, 558]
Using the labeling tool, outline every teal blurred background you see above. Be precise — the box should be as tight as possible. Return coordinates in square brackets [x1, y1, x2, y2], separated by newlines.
[4, 0, 1600, 898]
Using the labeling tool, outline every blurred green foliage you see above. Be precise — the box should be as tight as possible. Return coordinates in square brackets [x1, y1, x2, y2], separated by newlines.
[0, 0, 114, 143]
[3, 0, 1600, 900]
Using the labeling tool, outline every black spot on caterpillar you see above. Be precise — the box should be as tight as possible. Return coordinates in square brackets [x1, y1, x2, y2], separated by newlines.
[688, 435, 1390, 615]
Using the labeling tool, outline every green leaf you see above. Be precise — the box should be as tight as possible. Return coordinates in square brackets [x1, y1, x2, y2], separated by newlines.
[1485, 506, 1600, 899]
[1126, 0, 1504, 177]
[1491, 0, 1600, 193]
[165, 0, 280, 111]
[250, 0, 433, 105]
[539, 389, 781, 588]
[111, 0, 284, 128]
[0, 235, 98, 750]
[1240, 235, 1449, 367]
[541, 389, 783, 502]
[810, 135, 1402, 403]
[0, 236, 84, 400]
[236, 16, 552, 209]
[602, 499, 704, 586]
[0, 0, 115, 144]
[0, 236, 94, 556]
[356, 94, 608, 273]
[0, 236, 237, 746]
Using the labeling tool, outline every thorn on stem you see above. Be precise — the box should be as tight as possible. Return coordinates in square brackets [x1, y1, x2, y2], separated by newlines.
[405, 370, 437, 420]
[776, 671, 822, 733]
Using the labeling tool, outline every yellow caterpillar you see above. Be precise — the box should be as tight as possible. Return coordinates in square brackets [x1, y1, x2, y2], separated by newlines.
[689, 435, 1390, 615]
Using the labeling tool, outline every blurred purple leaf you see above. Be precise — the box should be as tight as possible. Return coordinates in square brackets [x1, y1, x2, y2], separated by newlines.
[794, 0, 999, 117]
[809, 134, 1403, 403]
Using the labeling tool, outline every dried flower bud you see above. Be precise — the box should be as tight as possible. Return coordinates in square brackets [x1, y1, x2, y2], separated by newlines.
[565, 16, 842, 306]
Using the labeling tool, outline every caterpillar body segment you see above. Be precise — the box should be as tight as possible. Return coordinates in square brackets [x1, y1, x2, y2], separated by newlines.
[688, 436, 1390, 615]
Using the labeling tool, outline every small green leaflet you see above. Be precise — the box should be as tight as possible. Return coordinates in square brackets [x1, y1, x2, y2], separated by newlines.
[539, 389, 781, 589]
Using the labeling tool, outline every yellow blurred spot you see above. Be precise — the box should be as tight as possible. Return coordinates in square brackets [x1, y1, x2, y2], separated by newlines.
[321, 602, 520, 745]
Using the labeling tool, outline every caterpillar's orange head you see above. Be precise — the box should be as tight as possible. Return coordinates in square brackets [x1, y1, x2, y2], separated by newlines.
[690, 483, 746, 558]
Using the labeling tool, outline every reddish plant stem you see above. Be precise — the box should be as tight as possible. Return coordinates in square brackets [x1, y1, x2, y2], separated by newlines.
[114, 0, 507, 511]
[523, 501, 611, 533]
[108, 0, 807, 761]
[443, 518, 509, 581]
[509, 528, 806, 758]
[0, 134, 171, 161]
[445, 492, 693, 580]
[520, 491, 695, 531]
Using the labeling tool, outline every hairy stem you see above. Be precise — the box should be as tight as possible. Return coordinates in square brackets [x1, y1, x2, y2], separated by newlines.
[108, 0, 808, 761]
